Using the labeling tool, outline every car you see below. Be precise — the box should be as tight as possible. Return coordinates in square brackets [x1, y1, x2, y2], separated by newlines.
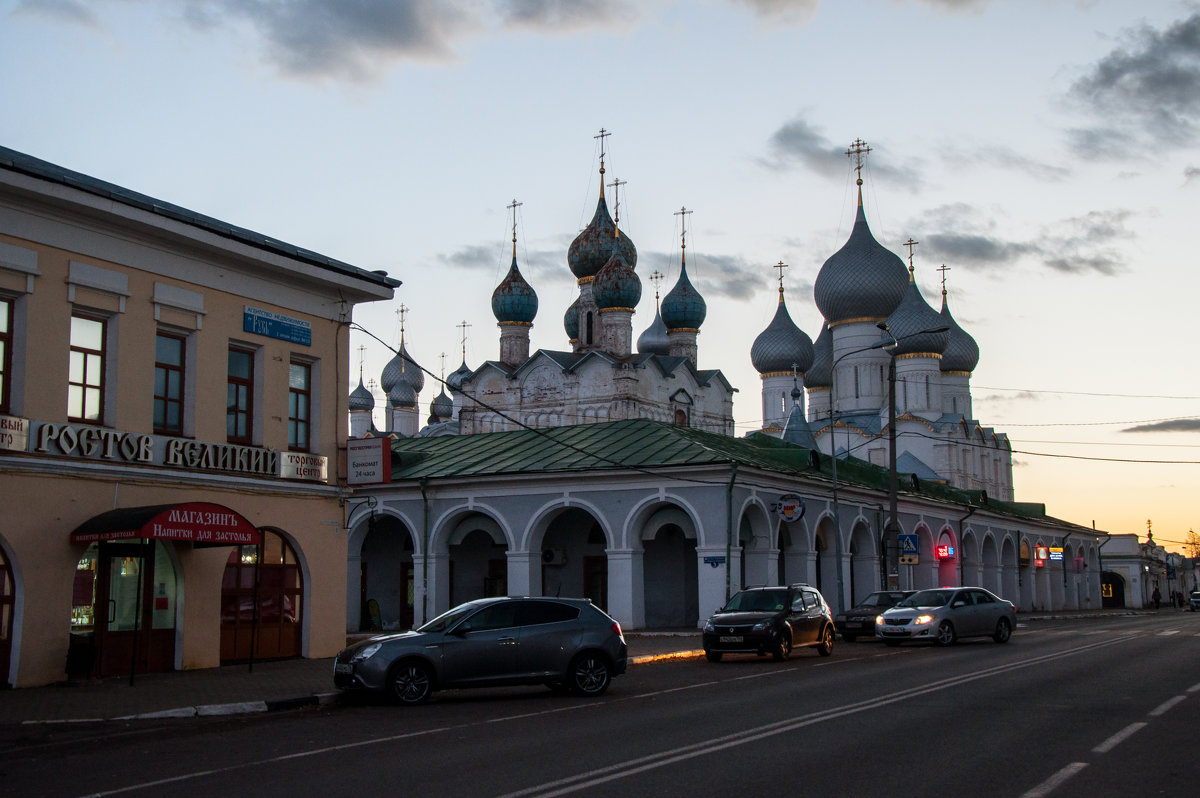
[333, 596, 627, 704]
[1188, 592, 1200, 612]
[702, 584, 835, 662]
[835, 590, 914, 641]
[876, 587, 1015, 647]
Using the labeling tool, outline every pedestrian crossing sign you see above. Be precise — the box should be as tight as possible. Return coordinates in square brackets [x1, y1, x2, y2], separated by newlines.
[899, 534, 919, 565]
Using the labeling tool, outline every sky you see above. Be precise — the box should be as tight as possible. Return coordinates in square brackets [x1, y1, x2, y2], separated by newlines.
[3, 0, 1198, 552]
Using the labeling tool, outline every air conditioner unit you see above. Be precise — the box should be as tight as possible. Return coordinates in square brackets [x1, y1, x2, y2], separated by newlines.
[542, 548, 567, 566]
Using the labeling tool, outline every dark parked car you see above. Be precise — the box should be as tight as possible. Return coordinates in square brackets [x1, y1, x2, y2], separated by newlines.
[835, 590, 913, 641]
[876, 587, 1016, 646]
[1188, 591, 1200, 611]
[334, 596, 627, 704]
[702, 584, 834, 662]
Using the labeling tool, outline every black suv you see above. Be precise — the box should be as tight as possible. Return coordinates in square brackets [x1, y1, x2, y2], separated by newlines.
[702, 584, 834, 662]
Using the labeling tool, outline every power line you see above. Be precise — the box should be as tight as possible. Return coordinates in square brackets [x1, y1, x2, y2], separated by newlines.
[974, 386, 1200, 400]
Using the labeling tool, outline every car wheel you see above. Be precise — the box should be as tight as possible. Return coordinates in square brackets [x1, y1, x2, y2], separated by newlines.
[935, 621, 956, 647]
[817, 625, 834, 657]
[569, 652, 611, 697]
[842, 633, 857, 643]
[389, 661, 433, 705]
[705, 650, 723, 663]
[993, 617, 1012, 643]
[772, 631, 792, 661]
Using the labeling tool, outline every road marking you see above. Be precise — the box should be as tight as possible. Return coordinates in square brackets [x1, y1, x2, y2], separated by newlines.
[1156, 630, 1180, 636]
[1092, 722, 1146, 753]
[78, 633, 1140, 798]
[1019, 762, 1088, 798]
[1148, 695, 1186, 716]
[1187, 682, 1200, 694]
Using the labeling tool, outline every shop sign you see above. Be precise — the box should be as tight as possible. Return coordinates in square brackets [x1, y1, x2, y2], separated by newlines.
[70, 502, 260, 545]
[702, 556, 726, 568]
[774, 494, 805, 523]
[935, 544, 956, 560]
[12, 419, 326, 481]
[348, 437, 391, 485]
[1048, 546, 1064, 562]
[0, 414, 29, 451]
[243, 306, 312, 346]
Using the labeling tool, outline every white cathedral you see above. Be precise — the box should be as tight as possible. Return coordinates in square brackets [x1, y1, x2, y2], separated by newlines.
[348, 137, 1014, 502]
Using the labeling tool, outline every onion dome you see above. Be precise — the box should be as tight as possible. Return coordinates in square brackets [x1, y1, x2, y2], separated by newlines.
[568, 195, 637, 280]
[886, 272, 951, 356]
[637, 306, 670, 355]
[940, 292, 979, 373]
[564, 297, 580, 341]
[491, 255, 538, 323]
[446, 359, 472, 394]
[806, 322, 833, 389]
[592, 252, 641, 310]
[349, 376, 375, 412]
[751, 294, 814, 375]
[381, 340, 424, 396]
[430, 387, 453, 421]
[388, 376, 416, 409]
[661, 262, 706, 330]
[813, 201, 909, 325]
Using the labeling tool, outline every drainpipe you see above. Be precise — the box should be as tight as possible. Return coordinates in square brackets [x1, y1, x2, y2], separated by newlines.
[957, 505, 977, 587]
[420, 478, 430, 625]
[726, 462, 738, 603]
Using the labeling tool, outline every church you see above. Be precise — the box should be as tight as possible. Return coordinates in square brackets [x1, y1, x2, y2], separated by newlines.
[342, 136, 1100, 635]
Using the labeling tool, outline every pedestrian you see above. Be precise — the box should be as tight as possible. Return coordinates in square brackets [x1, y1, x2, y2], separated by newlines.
[1152, 587, 1161, 610]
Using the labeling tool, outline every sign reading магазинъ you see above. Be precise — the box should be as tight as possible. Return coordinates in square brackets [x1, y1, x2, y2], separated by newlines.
[2, 415, 326, 482]
[243, 305, 312, 346]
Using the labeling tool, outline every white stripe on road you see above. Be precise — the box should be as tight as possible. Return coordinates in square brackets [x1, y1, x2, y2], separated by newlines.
[1019, 762, 1088, 798]
[1188, 682, 1200, 694]
[1148, 695, 1186, 716]
[1156, 630, 1180, 636]
[1092, 722, 1146, 753]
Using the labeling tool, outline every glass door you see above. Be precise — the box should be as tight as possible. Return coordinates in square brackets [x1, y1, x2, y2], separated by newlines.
[95, 542, 151, 677]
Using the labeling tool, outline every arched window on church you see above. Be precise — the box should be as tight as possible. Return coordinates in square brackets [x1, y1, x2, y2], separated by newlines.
[585, 312, 594, 345]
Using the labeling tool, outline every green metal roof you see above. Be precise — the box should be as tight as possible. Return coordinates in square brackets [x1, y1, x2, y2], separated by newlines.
[381, 419, 1076, 529]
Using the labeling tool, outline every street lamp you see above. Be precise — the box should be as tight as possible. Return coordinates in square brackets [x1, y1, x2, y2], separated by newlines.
[877, 322, 949, 590]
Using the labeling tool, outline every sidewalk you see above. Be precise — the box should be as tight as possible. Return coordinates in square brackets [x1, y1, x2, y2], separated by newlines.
[0, 631, 704, 726]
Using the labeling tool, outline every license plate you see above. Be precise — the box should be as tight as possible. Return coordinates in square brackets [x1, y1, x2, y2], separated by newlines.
[719, 635, 743, 643]
[846, 622, 862, 628]
[334, 662, 353, 674]
[881, 629, 904, 636]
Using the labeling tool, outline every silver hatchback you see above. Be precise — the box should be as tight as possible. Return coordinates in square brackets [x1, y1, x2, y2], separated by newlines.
[334, 596, 628, 704]
[876, 587, 1016, 647]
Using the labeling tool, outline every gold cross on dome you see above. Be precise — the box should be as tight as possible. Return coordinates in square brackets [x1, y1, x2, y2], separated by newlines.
[845, 138, 871, 185]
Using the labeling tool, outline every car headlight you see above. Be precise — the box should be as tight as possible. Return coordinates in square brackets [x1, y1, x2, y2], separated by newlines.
[914, 614, 934, 625]
[703, 620, 715, 633]
[752, 621, 772, 632]
[876, 615, 885, 626]
[351, 642, 382, 662]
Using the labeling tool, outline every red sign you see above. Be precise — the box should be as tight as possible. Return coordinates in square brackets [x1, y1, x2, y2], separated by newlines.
[935, 544, 956, 560]
[70, 502, 260, 546]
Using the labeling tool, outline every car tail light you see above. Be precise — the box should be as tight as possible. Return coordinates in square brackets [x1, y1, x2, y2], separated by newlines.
[612, 621, 624, 641]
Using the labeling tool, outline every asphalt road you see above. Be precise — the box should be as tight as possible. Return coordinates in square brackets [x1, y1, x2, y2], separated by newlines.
[4, 613, 1198, 798]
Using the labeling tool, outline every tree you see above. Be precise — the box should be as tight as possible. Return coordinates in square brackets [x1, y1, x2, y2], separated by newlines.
[1185, 529, 1200, 559]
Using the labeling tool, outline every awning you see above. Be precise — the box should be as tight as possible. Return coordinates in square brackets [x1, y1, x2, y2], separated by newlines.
[69, 502, 261, 546]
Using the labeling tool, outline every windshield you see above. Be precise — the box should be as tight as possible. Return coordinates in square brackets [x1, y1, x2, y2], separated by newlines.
[899, 589, 952, 608]
[416, 602, 482, 633]
[722, 589, 788, 613]
[858, 592, 895, 608]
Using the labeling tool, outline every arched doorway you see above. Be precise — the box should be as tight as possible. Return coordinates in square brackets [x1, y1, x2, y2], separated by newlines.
[643, 523, 698, 627]
[1, 544, 15, 687]
[358, 515, 415, 632]
[71, 541, 179, 677]
[936, 530, 958, 587]
[220, 530, 302, 662]
[449, 528, 508, 606]
[541, 508, 608, 611]
[1101, 571, 1126, 609]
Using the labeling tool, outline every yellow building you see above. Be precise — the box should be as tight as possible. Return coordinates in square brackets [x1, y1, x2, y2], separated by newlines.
[0, 146, 397, 687]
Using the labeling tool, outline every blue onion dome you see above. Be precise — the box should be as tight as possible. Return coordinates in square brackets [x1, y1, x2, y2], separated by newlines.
[446, 358, 472, 394]
[806, 322, 833, 389]
[388, 376, 416, 409]
[592, 252, 642, 310]
[637, 306, 671, 355]
[661, 262, 707, 330]
[430, 387, 453, 421]
[564, 297, 580, 341]
[491, 256, 538, 323]
[940, 292, 979, 373]
[381, 340, 424, 395]
[751, 295, 814, 375]
[886, 272, 951, 356]
[814, 203, 909, 324]
[349, 376, 375, 412]
[568, 194, 637, 280]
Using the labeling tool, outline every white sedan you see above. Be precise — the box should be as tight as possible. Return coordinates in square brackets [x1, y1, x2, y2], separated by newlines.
[876, 587, 1015, 647]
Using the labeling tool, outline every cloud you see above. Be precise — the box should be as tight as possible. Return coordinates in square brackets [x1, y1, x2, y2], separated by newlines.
[912, 204, 1133, 276]
[762, 115, 922, 185]
[1069, 11, 1200, 146]
[943, 144, 1070, 182]
[438, 242, 565, 282]
[1185, 165, 1200, 186]
[175, 0, 637, 82]
[12, 0, 99, 26]
[1121, 418, 1200, 433]
[689, 252, 771, 301]
[729, 0, 818, 24]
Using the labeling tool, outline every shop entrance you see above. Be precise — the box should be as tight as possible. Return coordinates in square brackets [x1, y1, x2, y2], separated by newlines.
[72, 541, 177, 678]
[1, 545, 13, 687]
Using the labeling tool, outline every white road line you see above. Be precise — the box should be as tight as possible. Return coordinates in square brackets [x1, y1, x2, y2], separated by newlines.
[1187, 682, 1200, 694]
[1092, 722, 1146, 753]
[1019, 762, 1088, 798]
[1148, 695, 1186, 716]
[1156, 630, 1180, 636]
